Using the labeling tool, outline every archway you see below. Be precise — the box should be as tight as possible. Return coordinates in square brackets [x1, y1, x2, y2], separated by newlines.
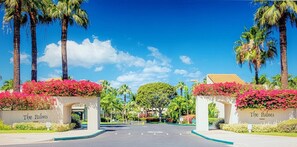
[55, 97, 100, 130]
[195, 96, 238, 131]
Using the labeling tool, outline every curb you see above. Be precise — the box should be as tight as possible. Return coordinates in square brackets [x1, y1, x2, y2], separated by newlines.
[191, 130, 234, 145]
[166, 123, 195, 126]
[53, 130, 105, 141]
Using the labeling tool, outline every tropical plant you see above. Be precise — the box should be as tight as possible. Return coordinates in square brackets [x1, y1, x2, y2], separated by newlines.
[252, 74, 271, 85]
[117, 84, 132, 122]
[254, 0, 297, 89]
[0, 79, 13, 91]
[49, 0, 89, 80]
[208, 102, 219, 118]
[234, 25, 277, 84]
[176, 81, 186, 96]
[167, 96, 188, 123]
[2, 0, 22, 92]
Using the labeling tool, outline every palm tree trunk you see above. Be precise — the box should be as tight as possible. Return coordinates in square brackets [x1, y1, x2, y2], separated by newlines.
[255, 68, 259, 85]
[13, 0, 22, 92]
[124, 94, 126, 123]
[30, 11, 37, 81]
[279, 16, 288, 89]
[180, 88, 183, 97]
[61, 17, 69, 80]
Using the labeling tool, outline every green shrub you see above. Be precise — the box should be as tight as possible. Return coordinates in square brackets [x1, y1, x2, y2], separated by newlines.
[140, 118, 146, 122]
[221, 123, 278, 133]
[277, 119, 297, 133]
[208, 118, 219, 125]
[253, 124, 277, 133]
[71, 113, 81, 129]
[51, 123, 75, 132]
[214, 118, 224, 129]
[145, 117, 160, 123]
[101, 117, 108, 122]
[0, 120, 11, 130]
[13, 122, 47, 130]
[220, 124, 248, 133]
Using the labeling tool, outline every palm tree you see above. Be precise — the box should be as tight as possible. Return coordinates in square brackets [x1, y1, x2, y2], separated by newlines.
[22, 0, 52, 81]
[2, 0, 22, 92]
[176, 81, 186, 97]
[118, 84, 132, 122]
[49, 0, 89, 80]
[234, 26, 277, 84]
[254, 0, 297, 88]
[252, 74, 271, 85]
[118, 84, 132, 104]
[271, 74, 281, 89]
[1, 79, 13, 91]
[100, 80, 113, 93]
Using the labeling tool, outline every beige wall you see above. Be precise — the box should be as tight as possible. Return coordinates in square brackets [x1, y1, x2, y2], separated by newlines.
[0, 110, 62, 125]
[0, 97, 100, 130]
[238, 108, 297, 124]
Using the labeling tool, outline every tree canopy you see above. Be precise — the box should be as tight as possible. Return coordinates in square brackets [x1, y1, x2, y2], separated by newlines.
[136, 82, 177, 117]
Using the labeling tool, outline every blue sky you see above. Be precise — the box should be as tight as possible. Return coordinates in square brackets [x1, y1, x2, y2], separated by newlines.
[1, 0, 297, 91]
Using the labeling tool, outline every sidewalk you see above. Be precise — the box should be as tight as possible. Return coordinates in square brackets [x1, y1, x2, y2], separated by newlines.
[0, 129, 104, 146]
[193, 130, 297, 147]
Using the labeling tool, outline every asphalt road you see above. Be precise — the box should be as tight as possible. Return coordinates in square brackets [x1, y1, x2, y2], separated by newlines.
[8, 124, 229, 147]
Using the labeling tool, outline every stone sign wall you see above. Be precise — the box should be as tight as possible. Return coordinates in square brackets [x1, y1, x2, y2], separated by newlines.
[0, 110, 62, 125]
[238, 108, 297, 124]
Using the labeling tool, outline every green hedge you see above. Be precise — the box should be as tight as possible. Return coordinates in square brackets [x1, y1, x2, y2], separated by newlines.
[0, 120, 11, 130]
[221, 119, 297, 133]
[277, 119, 297, 133]
[12, 122, 75, 132]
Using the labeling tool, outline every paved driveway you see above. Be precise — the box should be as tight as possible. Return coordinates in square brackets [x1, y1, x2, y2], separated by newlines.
[8, 124, 229, 147]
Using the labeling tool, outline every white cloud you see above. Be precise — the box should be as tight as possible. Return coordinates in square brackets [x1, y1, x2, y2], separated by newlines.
[179, 55, 192, 64]
[10, 53, 30, 64]
[94, 66, 104, 72]
[38, 38, 145, 68]
[174, 69, 201, 79]
[111, 47, 171, 92]
[174, 69, 188, 75]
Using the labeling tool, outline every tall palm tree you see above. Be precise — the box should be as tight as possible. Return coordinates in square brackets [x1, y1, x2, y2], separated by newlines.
[234, 26, 277, 84]
[118, 84, 132, 104]
[100, 80, 113, 93]
[49, 0, 89, 80]
[254, 0, 297, 88]
[176, 81, 186, 97]
[2, 0, 22, 92]
[23, 0, 52, 81]
[118, 84, 132, 122]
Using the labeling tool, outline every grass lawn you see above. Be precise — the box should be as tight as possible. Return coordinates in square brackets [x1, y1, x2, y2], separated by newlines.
[249, 132, 297, 137]
[0, 130, 55, 134]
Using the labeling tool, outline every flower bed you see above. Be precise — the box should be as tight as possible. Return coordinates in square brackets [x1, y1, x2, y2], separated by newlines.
[22, 80, 102, 97]
[0, 92, 55, 110]
[236, 90, 297, 110]
[193, 82, 258, 97]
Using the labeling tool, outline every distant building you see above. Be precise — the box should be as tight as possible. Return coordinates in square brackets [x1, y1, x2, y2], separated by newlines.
[206, 74, 245, 84]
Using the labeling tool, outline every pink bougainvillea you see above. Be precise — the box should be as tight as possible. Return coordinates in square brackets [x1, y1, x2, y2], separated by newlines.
[192, 82, 259, 97]
[236, 90, 297, 110]
[192, 82, 297, 110]
[22, 80, 102, 97]
[0, 92, 55, 110]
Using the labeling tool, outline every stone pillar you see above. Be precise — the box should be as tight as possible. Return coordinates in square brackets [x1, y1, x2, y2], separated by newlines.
[196, 96, 209, 131]
[224, 103, 238, 124]
[87, 97, 100, 130]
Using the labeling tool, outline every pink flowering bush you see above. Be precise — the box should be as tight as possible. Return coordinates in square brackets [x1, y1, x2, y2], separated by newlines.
[0, 92, 55, 110]
[193, 82, 259, 97]
[22, 80, 102, 97]
[236, 90, 297, 110]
